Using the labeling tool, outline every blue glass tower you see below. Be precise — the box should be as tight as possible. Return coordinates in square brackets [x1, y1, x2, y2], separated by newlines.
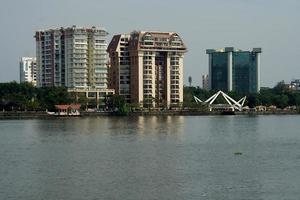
[206, 47, 261, 93]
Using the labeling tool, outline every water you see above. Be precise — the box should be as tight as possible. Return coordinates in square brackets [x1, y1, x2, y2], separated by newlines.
[0, 115, 300, 200]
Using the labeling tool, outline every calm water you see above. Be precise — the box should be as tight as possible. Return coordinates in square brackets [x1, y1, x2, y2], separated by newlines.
[0, 115, 300, 200]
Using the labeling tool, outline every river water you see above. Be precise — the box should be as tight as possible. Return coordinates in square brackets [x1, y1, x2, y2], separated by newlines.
[0, 115, 300, 200]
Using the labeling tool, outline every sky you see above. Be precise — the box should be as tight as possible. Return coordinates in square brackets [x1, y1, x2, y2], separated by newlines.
[0, 0, 299, 87]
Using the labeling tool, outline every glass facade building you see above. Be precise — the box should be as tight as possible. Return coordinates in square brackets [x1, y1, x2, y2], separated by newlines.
[207, 47, 261, 93]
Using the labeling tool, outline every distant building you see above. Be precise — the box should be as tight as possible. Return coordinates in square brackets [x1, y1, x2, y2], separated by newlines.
[289, 79, 300, 90]
[35, 26, 109, 90]
[107, 31, 187, 107]
[188, 76, 192, 87]
[19, 57, 37, 86]
[206, 47, 261, 93]
[202, 74, 209, 90]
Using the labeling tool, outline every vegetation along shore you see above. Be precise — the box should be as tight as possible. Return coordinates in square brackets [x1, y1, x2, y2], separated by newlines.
[1, 81, 300, 118]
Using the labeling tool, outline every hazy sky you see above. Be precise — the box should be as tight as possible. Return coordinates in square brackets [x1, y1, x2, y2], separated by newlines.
[0, 0, 299, 87]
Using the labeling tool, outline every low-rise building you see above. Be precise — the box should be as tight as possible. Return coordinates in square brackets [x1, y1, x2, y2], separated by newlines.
[68, 88, 115, 109]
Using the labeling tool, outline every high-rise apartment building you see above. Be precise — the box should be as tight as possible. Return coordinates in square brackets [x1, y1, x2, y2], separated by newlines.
[107, 31, 187, 107]
[206, 47, 261, 93]
[107, 34, 131, 102]
[19, 57, 37, 86]
[35, 26, 108, 89]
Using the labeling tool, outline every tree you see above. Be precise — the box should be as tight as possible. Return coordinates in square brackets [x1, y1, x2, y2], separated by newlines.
[107, 95, 128, 115]
[274, 94, 289, 109]
[247, 94, 260, 108]
[274, 80, 289, 93]
[37, 87, 72, 111]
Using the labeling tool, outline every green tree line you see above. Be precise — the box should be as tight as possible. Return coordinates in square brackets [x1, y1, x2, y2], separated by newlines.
[1, 81, 300, 112]
[0, 82, 127, 113]
[0, 82, 72, 111]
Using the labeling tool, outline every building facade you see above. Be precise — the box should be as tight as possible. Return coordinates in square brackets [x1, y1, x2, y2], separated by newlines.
[107, 31, 187, 107]
[19, 57, 37, 86]
[107, 34, 131, 102]
[206, 47, 261, 93]
[35, 26, 108, 89]
[202, 74, 209, 90]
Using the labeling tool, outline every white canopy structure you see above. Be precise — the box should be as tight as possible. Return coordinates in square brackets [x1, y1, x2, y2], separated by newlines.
[194, 91, 247, 112]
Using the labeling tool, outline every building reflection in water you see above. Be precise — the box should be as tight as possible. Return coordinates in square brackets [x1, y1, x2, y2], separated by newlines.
[136, 116, 185, 136]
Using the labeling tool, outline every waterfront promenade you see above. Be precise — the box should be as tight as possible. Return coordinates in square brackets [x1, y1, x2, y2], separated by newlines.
[0, 110, 299, 119]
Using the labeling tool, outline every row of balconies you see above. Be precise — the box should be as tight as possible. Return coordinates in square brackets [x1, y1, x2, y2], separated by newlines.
[140, 46, 186, 52]
[144, 66, 152, 70]
[120, 61, 130, 65]
[143, 60, 152, 64]
[94, 75, 107, 78]
[72, 69, 87, 73]
[171, 95, 180, 99]
[143, 56, 152, 59]
[171, 99, 180, 103]
[72, 48, 86, 52]
[143, 75, 152, 80]
[93, 60, 106, 64]
[120, 81, 130, 85]
[70, 63, 87, 67]
[171, 56, 180, 60]
[93, 55, 107, 59]
[72, 55, 87, 58]
[120, 52, 129, 57]
[143, 85, 152, 89]
[143, 80, 152, 84]
[94, 79, 108, 83]
[171, 90, 179, 94]
[171, 71, 180, 75]
[143, 70, 152, 75]
[144, 51, 153, 55]
[70, 58, 88, 62]
[71, 77, 88, 81]
[94, 66, 107, 70]
[143, 90, 152, 95]
[73, 74, 88, 78]
[171, 76, 179, 80]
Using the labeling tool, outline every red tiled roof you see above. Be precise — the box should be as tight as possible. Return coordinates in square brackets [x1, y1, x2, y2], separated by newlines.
[55, 104, 81, 110]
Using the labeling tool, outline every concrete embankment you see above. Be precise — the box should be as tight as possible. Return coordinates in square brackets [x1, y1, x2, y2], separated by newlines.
[1, 110, 299, 119]
[0, 111, 50, 119]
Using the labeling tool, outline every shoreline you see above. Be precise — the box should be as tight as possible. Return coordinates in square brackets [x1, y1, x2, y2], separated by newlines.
[0, 110, 299, 119]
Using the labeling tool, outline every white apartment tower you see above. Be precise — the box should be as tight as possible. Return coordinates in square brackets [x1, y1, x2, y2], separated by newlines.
[19, 57, 37, 86]
[35, 26, 108, 89]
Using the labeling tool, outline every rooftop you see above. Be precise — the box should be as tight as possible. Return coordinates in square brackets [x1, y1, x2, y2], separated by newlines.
[206, 47, 262, 54]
